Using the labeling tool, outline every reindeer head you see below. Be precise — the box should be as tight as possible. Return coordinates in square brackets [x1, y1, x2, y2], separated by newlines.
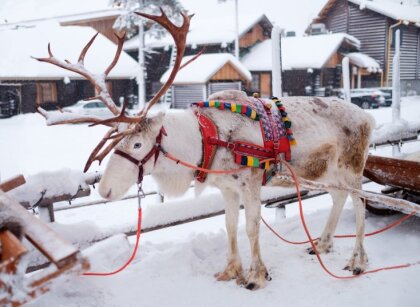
[36, 9, 203, 200]
[98, 112, 165, 200]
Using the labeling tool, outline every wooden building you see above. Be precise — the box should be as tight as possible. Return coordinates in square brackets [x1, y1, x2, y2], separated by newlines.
[160, 53, 252, 108]
[0, 21, 137, 116]
[241, 33, 376, 96]
[310, 0, 420, 93]
[124, 14, 272, 100]
[60, 9, 126, 44]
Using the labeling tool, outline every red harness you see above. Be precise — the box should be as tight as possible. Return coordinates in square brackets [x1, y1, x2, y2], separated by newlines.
[194, 107, 291, 184]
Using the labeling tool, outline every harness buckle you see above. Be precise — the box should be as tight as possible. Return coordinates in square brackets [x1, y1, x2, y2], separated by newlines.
[227, 142, 235, 151]
[137, 182, 146, 209]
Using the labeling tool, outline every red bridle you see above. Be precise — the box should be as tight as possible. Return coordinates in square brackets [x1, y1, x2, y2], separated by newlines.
[114, 127, 166, 184]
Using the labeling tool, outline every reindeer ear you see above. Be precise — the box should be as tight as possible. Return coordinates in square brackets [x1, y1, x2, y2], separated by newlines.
[149, 112, 165, 134]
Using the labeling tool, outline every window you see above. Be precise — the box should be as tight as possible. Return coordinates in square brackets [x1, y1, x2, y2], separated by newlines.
[36, 82, 57, 105]
[250, 73, 260, 93]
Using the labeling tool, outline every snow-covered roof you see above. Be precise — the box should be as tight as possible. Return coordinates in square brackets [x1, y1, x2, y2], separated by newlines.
[0, 20, 138, 80]
[241, 33, 360, 71]
[316, 0, 420, 24]
[346, 52, 381, 72]
[0, 0, 117, 25]
[160, 53, 252, 84]
[124, 14, 272, 51]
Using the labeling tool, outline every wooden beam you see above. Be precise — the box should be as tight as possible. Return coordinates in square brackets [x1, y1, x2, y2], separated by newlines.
[0, 175, 26, 192]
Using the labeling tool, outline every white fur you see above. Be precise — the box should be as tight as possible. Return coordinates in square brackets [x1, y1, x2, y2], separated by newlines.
[99, 91, 375, 289]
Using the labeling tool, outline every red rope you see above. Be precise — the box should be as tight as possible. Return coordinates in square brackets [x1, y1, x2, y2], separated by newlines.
[269, 160, 420, 279]
[262, 211, 416, 245]
[83, 208, 142, 276]
[163, 152, 274, 174]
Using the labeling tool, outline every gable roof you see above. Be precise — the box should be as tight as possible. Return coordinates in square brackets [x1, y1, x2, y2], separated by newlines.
[0, 20, 138, 80]
[124, 14, 272, 51]
[160, 53, 252, 84]
[241, 33, 360, 71]
[315, 0, 420, 24]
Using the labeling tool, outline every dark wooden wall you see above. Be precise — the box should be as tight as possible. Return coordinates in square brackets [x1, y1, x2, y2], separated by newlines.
[1, 79, 135, 114]
[317, 0, 420, 83]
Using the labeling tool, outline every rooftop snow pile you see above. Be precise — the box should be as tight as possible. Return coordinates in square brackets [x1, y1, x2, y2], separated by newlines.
[160, 53, 252, 84]
[346, 52, 382, 72]
[0, 0, 112, 25]
[350, 0, 420, 23]
[0, 20, 138, 80]
[241, 33, 360, 71]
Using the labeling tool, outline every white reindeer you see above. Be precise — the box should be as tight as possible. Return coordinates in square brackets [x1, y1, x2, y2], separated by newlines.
[37, 10, 375, 290]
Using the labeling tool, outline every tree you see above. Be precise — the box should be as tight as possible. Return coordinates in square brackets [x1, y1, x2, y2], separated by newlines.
[110, 0, 184, 109]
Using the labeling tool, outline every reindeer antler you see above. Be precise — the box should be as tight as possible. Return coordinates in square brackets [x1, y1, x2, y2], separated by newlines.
[34, 32, 127, 121]
[36, 9, 201, 172]
[34, 32, 129, 171]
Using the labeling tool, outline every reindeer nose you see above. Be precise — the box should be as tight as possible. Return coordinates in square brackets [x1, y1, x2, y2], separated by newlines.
[105, 188, 112, 199]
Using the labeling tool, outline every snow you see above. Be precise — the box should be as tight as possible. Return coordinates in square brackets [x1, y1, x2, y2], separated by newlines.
[241, 33, 360, 71]
[160, 53, 252, 84]
[346, 52, 381, 72]
[0, 20, 138, 80]
[0, 0, 114, 25]
[348, 0, 420, 23]
[8, 168, 93, 205]
[1, 97, 420, 306]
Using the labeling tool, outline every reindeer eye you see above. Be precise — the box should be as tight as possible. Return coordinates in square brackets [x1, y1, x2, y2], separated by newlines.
[133, 143, 142, 149]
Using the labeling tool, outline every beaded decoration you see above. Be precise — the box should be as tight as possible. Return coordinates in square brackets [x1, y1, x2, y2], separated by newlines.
[271, 97, 297, 145]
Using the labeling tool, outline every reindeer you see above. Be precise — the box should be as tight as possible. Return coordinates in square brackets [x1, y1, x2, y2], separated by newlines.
[36, 10, 375, 290]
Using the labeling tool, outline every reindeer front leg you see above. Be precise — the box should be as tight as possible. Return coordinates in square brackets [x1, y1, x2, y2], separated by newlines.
[215, 188, 244, 283]
[243, 188, 270, 290]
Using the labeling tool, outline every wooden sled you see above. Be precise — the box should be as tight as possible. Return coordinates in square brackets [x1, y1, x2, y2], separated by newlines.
[0, 175, 89, 306]
[363, 154, 420, 214]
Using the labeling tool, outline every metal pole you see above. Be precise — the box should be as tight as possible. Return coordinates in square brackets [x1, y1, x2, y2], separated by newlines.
[392, 29, 401, 156]
[138, 20, 146, 110]
[342, 57, 351, 103]
[234, 0, 239, 58]
[271, 26, 283, 98]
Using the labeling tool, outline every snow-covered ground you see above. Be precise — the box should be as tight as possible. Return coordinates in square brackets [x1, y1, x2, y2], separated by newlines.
[1, 97, 420, 306]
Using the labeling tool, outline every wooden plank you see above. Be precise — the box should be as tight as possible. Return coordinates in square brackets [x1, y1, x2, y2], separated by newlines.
[0, 191, 79, 267]
[0, 230, 27, 273]
[0, 175, 26, 192]
[363, 155, 420, 192]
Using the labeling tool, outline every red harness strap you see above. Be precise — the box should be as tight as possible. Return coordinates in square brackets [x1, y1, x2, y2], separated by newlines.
[194, 112, 219, 183]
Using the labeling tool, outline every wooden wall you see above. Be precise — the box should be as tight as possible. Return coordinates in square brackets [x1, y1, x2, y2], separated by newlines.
[62, 17, 123, 44]
[211, 63, 248, 82]
[240, 23, 268, 48]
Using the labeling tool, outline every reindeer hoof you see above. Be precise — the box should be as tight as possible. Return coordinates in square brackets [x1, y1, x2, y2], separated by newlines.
[245, 282, 257, 290]
[265, 272, 272, 281]
[353, 268, 363, 275]
[307, 240, 332, 255]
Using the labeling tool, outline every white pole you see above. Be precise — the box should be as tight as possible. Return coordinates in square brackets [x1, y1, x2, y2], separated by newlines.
[138, 21, 146, 110]
[357, 69, 362, 88]
[342, 57, 351, 103]
[234, 0, 239, 58]
[392, 29, 401, 156]
[271, 26, 283, 98]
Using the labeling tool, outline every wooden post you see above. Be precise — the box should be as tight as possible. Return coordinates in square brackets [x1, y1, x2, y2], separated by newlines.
[342, 57, 351, 103]
[271, 26, 283, 98]
[392, 29, 401, 157]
